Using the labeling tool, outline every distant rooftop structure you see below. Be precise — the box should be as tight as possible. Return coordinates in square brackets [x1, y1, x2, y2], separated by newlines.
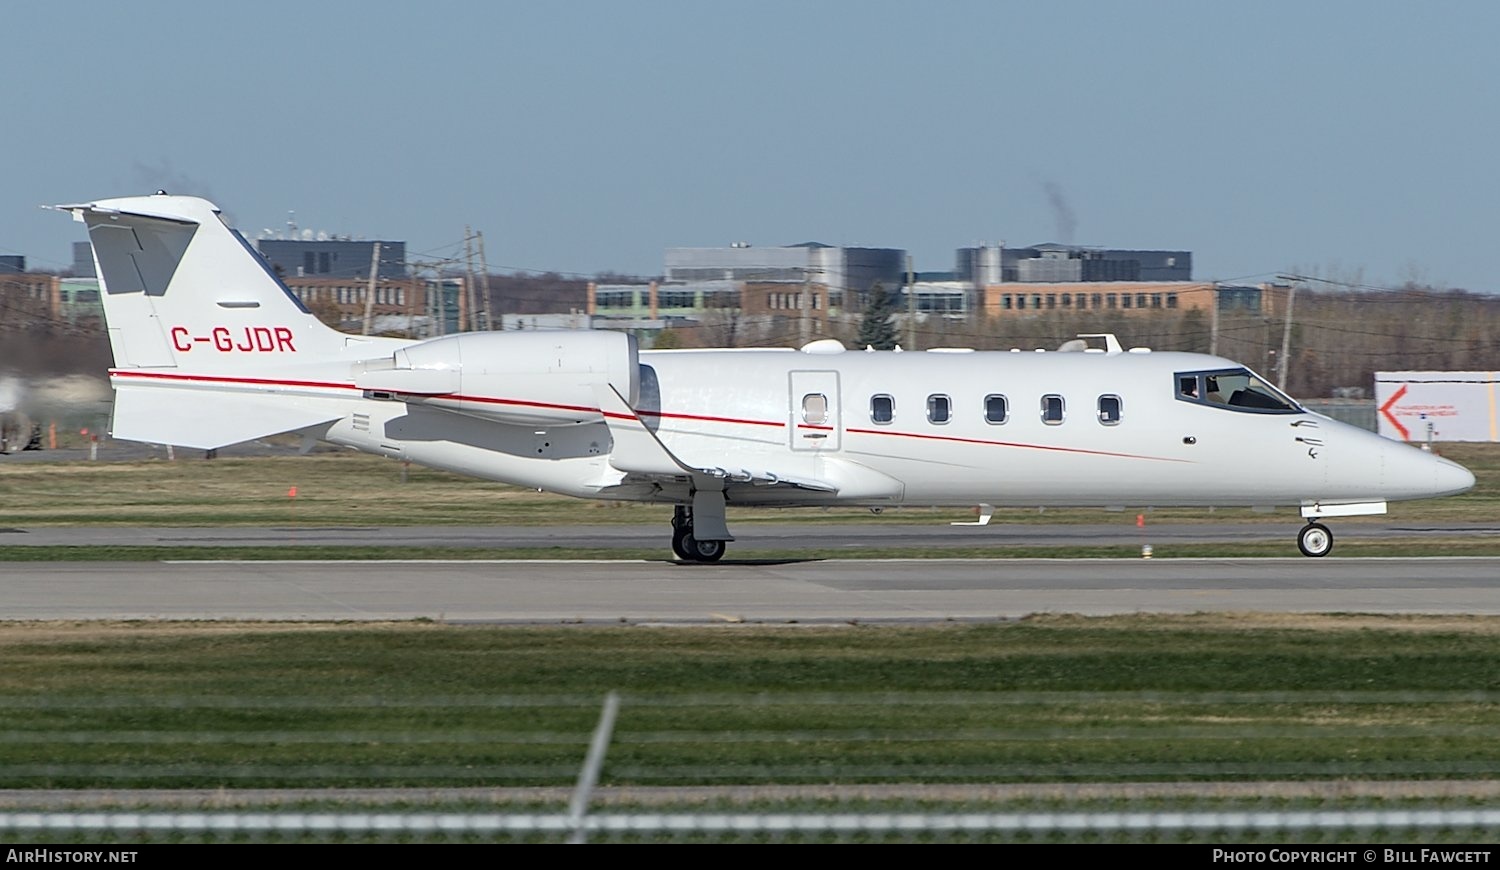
[0, 255, 24, 274]
[664, 243, 907, 303]
[956, 244, 1191, 283]
[71, 242, 94, 277]
[256, 238, 407, 280]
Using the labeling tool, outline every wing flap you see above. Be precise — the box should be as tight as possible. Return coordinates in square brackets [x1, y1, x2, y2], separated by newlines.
[592, 383, 866, 496]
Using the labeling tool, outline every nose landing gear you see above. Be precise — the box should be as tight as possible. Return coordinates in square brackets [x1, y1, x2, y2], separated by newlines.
[1297, 521, 1333, 558]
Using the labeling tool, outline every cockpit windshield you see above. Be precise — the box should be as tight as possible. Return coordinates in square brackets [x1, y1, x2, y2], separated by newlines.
[1174, 368, 1302, 414]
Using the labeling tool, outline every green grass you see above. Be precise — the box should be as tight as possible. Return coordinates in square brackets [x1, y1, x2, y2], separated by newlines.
[1, 616, 1499, 790]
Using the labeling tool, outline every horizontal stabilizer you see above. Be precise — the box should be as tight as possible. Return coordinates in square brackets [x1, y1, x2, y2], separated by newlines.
[111, 384, 341, 450]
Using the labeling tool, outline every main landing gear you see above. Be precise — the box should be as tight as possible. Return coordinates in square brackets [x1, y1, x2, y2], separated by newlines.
[671, 505, 727, 562]
[1297, 521, 1333, 558]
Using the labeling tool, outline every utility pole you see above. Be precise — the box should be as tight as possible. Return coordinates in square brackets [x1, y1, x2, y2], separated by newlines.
[476, 231, 494, 331]
[799, 261, 812, 346]
[361, 242, 382, 336]
[1209, 283, 1220, 356]
[462, 227, 476, 333]
[432, 262, 445, 336]
[1277, 277, 1299, 390]
[408, 258, 450, 337]
[905, 255, 916, 350]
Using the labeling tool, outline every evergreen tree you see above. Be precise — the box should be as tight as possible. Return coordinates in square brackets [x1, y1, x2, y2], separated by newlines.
[857, 282, 899, 350]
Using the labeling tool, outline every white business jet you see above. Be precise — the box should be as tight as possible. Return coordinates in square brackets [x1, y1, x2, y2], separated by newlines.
[59, 193, 1474, 561]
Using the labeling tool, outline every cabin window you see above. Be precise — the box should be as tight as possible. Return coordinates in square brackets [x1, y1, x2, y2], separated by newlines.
[1098, 394, 1122, 425]
[927, 394, 951, 424]
[1121, 294, 1132, 309]
[1091, 293, 1103, 309]
[1106, 293, 1117, 309]
[1041, 394, 1065, 425]
[802, 393, 828, 426]
[871, 394, 894, 424]
[984, 394, 1009, 424]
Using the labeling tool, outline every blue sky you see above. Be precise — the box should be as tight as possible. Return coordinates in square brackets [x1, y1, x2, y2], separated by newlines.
[3, 1, 1495, 290]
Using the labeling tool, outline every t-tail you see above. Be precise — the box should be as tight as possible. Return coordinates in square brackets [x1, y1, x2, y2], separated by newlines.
[58, 193, 408, 449]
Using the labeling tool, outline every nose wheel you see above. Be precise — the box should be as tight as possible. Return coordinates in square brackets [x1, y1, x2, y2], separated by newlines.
[1297, 521, 1333, 558]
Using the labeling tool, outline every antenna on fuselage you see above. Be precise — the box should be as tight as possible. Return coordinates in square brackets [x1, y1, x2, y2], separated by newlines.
[1075, 333, 1125, 354]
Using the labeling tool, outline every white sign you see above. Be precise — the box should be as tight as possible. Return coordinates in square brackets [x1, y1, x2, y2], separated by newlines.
[1373, 372, 1499, 442]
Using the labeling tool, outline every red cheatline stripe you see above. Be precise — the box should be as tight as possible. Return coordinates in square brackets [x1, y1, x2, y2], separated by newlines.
[109, 371, 782, 428]
[642, 409, 785, 428]
[846, 426, 1188, 462]
[109, 370, 1180, 460]
[111, 370, 360, 391]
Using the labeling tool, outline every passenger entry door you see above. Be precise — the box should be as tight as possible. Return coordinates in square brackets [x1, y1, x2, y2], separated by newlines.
[789, 370, 841, 451]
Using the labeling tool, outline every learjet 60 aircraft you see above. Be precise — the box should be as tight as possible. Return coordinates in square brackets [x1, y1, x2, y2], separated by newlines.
[59, 193, 1475, 560]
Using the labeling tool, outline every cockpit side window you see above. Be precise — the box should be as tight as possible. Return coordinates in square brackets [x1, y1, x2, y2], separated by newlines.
[1173, 368, 1301, 414]
[1178, 375, 1200, 400]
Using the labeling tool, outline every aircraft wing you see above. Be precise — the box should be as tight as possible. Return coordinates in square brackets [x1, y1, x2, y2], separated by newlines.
[591, 384, 836, 493]
[592, 385, 902, 499]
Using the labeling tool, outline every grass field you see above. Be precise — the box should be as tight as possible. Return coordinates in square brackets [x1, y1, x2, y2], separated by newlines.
[1, 615, 1498, 791]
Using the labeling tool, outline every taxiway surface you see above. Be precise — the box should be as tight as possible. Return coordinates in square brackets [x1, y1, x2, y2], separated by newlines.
[5, 556, 1499, 622]
[7, 520, 1499, 551]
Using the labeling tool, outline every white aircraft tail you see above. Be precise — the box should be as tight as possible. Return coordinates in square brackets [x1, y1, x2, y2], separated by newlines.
[61, 193, 348, 370]
[59, 193, 364, 448]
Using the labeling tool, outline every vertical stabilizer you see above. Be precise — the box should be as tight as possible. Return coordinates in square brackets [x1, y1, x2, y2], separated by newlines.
[60, 193, 347, 371]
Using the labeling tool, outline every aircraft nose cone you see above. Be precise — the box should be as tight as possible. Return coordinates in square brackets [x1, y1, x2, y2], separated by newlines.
[1434, 456, 1476, 496]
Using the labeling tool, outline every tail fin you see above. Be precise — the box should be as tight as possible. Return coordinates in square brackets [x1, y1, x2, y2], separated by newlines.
[58, 193, 364, 449]
[59, 193, 346, 370]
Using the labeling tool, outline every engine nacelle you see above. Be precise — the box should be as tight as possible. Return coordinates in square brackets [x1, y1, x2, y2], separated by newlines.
[354, 330, 638, 426]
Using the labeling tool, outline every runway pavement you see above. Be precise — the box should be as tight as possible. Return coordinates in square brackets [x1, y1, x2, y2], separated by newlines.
[7, 519, 1500, 552]
[4, 556, 1499, 622]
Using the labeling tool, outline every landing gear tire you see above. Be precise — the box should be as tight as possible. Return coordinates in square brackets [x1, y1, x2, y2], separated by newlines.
[673, 529, 726, 562]
[671, 526, 693, 560]
[675, 516, 732, 564]
[670, 508, 727, 562]
[1298, 522, 1333, 558]
[684, 535, 726, 563]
